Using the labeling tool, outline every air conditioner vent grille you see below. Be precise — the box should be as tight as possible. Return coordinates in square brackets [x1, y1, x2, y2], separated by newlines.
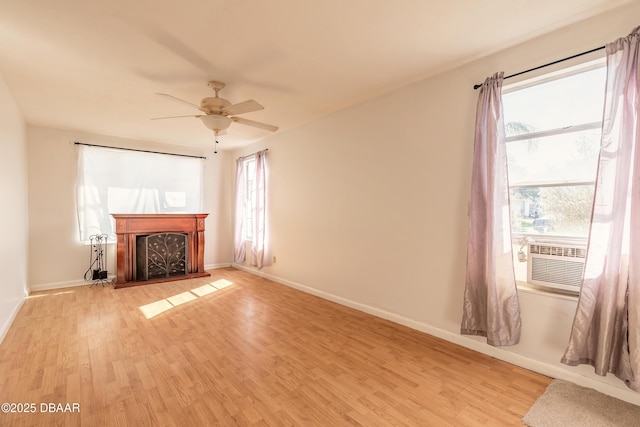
[529, 244, 587, 259]
[527, 243, 586, 291]
[531, 258, 584, 287]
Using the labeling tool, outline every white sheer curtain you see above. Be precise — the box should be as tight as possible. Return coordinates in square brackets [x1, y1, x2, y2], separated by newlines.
[233, 156, 246, 263]
[461, 72, 521, 346]
[250, 151, 267, 268]
[233, 150, 268, 268]
[561, 27, 640, 391]
[76, 145, 203, 242]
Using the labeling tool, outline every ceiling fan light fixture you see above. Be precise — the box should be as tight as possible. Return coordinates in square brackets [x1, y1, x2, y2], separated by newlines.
[199, 115, 232, 131]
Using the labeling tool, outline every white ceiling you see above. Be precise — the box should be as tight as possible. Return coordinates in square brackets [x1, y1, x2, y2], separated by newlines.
[0, 0, 631, 151]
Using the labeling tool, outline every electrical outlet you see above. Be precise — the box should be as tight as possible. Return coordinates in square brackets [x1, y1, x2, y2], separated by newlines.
[273, 255, 277, 263]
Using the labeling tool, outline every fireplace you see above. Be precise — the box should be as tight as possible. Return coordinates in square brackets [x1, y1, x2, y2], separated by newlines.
[113, 214, 210, 288]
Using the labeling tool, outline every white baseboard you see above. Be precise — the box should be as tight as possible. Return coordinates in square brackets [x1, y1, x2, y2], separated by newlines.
[232, 264, 640, 406]
[29, 276, 115, 292]
[0, 295, 26, 345]
[204, 263, 232, 270]
[29, 265, 233, 292]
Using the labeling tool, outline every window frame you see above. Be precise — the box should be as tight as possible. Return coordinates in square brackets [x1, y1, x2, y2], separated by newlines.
[501, 59, 606, 293]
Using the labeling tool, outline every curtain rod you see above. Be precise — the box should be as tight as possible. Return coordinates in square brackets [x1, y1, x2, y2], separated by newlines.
[74, 142, 207, 159]
[473, 45, 606, 90]
[238, 148, 268, 160]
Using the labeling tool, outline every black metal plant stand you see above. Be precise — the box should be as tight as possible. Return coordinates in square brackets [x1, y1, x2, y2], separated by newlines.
[85, 234, 110, 287]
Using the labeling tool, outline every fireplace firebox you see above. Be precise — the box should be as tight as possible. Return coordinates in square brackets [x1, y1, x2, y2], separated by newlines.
[136, 233, 188, 281]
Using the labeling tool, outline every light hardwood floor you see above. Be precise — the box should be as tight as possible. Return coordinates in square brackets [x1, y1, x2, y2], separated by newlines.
[0, 268, 550, 426]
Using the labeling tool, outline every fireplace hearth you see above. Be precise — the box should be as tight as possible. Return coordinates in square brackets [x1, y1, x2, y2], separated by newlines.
[113, 214, 210, 288]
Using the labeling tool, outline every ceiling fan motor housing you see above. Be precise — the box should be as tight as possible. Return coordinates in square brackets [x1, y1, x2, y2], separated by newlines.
[200, 97, 231, 114]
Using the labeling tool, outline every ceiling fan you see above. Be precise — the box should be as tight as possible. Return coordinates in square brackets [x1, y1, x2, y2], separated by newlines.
[152, 80, 279, 136]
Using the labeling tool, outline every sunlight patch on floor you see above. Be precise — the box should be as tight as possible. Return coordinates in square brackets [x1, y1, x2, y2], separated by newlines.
[211, 279, 233, 289]
[167, 291, 197, 306]
[139, 299, 173, 318]
[29, 290, 76, 299]
[139, 279, 235, 319]
[191, 284, 218, 297]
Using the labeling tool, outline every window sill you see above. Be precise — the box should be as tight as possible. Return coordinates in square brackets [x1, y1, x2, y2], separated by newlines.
[516, 280, 579, 301]
[512, 233, 588, 246]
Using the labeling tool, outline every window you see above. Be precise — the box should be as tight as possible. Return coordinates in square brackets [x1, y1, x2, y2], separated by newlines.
[502, 62, 606, 287]
[233, 150, 268, 268]
[76, 145, 203, 242]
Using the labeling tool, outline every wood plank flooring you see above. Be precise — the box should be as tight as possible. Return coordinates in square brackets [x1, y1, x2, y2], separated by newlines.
[0, 268, 550, 426]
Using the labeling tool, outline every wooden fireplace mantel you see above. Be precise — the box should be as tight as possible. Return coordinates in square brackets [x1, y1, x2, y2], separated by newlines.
[113, 213, 210, 288]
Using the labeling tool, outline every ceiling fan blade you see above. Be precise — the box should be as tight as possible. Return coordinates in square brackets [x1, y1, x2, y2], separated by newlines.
[151, 115, 201, 120]
[223, 99, 263, 115]
[232, 116, 278, 131]
[156, 93, 201, 110]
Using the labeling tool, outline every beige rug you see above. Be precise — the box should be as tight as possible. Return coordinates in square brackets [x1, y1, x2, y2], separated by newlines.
[523, 379, 640, 426]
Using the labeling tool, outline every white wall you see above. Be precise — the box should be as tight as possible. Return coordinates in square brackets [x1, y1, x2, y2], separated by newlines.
[26, 126, 233, 289]
[0, 73, 29, 342]
[233, 3, 640, 404]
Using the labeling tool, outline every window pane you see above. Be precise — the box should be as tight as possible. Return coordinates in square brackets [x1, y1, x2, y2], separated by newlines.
[506, 128, 600, 184]
[510, 185, 594, 238]
[503, 67, 606, 135]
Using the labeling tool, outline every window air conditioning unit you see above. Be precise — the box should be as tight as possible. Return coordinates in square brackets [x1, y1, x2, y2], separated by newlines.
[527, 243, 587, 292]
